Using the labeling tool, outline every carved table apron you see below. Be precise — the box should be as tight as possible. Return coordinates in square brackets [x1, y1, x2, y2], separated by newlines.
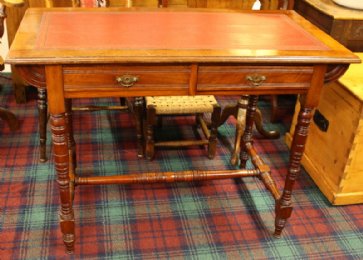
[6, 8, 360, 253]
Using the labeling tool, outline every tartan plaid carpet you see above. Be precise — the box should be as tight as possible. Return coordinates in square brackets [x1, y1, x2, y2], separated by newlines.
[1, 74, 363, 259]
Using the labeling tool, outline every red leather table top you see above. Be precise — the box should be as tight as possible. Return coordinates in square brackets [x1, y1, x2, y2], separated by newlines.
[36, 11, 328, 51]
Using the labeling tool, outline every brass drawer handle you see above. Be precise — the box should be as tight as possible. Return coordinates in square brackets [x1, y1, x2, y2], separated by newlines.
[246, 74, 266, 87]
[116, 75, 139, 88]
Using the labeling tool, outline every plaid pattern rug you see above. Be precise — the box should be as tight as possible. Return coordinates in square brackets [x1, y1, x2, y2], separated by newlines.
[1, 74, 363, 259]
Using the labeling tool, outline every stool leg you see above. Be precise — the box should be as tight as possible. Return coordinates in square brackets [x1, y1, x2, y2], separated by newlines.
[119, 97, 126, 107]
[208, 104, 221, 159]
[145, 105, 156, 160]
[37, 88, 48, 162]
[134, 97, 144, 158]
[239, 95, 258, 169]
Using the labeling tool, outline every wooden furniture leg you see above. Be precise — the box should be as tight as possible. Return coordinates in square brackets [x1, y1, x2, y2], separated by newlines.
[239, 95, 259, 169]
[46, 65, 75, 253]
[37, 88, 48, 162]
[133, 97, 144, 158]
[230, 95, 248, 166]
[51, 112, 75, 253]
[242, 95, 280, 198]
[145, 104, 155, 160]
[274, 66, 326, 236]
[208, 104, 221, 158]
[274, 103, 313, 236]
[238, 94, 315, 237]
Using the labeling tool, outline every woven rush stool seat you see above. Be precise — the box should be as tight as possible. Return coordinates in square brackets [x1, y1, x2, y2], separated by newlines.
[146, 95, 218, 114]
[145, 95, 221, 160]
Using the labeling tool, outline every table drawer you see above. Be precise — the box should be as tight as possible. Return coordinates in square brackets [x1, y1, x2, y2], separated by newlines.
[197, 65, 314, 95]
[63, 65, 190, 97]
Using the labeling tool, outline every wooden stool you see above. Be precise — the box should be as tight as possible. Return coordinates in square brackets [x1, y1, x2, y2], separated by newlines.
[145, 95, 221, 160]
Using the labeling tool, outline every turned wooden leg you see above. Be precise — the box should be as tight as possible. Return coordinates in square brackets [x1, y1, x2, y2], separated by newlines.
[239, 95, 259, 169]
[208, 104, 221, 159]
[145, 105, 156, 160]
[134, 97, 144, 158]
[46, 65, 75, 253]
[50, 113, 75, 253]
[37, 88, 48, 162]
[274, 66, 326, 238]
[274, 105, 313, 237]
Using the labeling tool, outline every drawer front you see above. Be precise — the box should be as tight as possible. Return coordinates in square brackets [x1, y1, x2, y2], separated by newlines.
[63, 65, 190, 97]
[196, 65, 314, 95]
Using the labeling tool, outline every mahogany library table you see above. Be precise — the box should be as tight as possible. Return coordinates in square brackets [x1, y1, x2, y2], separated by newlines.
[6, 7, 360, 253]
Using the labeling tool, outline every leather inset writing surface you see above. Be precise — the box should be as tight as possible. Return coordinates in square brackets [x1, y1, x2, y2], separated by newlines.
[36, 11, 329, 51]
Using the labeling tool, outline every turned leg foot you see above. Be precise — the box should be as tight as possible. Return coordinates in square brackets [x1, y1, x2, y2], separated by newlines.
[274, 199, 293, 237]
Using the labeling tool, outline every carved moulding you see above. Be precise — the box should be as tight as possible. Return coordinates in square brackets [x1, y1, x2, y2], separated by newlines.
[324, 64, 349, 84]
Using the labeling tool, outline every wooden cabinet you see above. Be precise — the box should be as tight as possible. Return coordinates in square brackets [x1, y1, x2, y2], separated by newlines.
[286, 53, 363, 205]
[294, 0, 363, 52]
